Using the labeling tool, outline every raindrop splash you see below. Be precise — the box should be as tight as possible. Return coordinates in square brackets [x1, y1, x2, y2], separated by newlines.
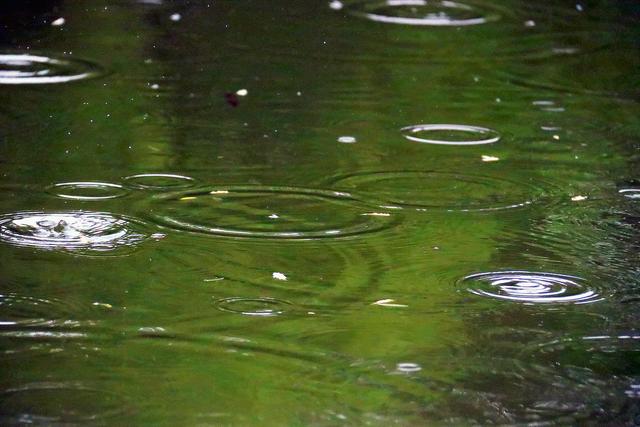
[0, 211, 154, 254]
[459, 271, 603, 304]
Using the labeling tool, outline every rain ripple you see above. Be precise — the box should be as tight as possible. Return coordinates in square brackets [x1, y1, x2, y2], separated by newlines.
[143, 186, 396, 239]
[123, 173, 196, 190]
[459, 271, 603, 304]
[329, 171, 542, 212]
[401, 124, 500, 146]
[0, 211, 156, 255]
[47, 182, 129, 201]
[215, 297, 295, 317]
[0, 382, 128, 424]
[337, 0, 502, 26]
[0, 54, 103, 85]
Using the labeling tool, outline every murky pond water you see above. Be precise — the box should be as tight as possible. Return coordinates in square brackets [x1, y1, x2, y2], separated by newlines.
[1, 0, 639, 424]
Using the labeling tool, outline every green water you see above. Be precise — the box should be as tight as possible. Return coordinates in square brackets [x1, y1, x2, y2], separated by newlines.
[0, 0, 639, 424]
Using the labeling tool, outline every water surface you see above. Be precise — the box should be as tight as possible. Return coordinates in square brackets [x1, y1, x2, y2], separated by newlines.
[0, 0, 639, 424]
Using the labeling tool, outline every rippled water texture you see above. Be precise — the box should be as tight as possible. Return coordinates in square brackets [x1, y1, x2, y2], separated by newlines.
[0, 0, 638, 425]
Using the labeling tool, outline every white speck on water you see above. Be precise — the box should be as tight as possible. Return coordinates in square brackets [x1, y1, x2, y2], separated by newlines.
[571, 195, 588, 202]
[329, 0, 343, 10]
[481, 155, 500, 162]
[372, 299, 408, 308]
[204, 277, 225, 282]
[338, 136, 357, 144]
[296, 91, 302, 96]
[150, 233, 166, 240]
[268, 214, 279, 219]
[524, 20, 535, 27]
[495, 97, 502, 103]
[236, 88, 248, 96]
[51, 17, 66, 26]
[272, 272, 287, 281]
[553, 135, 560, 140]
[150, 83, 159, 90]
[361, 212, 390, 217]
[576, 3, 584, 11]
[170, 13, 181, 21]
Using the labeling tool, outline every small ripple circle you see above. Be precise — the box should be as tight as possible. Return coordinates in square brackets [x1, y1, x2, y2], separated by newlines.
[216, 297, 293, 317]
[401, 124, 500, 145]
[47, 182, 128, 201]
[123, 173, 196, 190]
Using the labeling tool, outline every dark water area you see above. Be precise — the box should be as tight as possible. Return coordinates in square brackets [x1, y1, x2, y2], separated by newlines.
[0, 0, 639, 424]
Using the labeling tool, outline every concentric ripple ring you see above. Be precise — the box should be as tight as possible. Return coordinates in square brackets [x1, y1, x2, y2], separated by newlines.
[123, 173, 196, 190]
[343, 0, 501, 26]
[0, 211, 153, 254]
[0, 382, 126, 424]
[329, 171, 539, 211]
[0, 54, 103, 85]
[459, 271, 602, 304]
[143, 186, 396, 239]
[216, 297, 293, 317]
[47, 182, 128, 201]
[401, 124, 500, 145]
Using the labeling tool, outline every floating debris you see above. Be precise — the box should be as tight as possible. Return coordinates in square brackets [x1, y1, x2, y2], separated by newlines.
[372, 299, 408, 308]
[224, 92, 239, 107]
[481, 155, 500, 162]
[272, 272, 288, 281]
[338, 136, 357, 144]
